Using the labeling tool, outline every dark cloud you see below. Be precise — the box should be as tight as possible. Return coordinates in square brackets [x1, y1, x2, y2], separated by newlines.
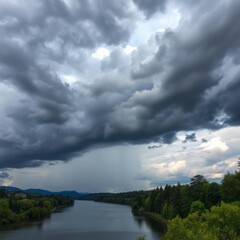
[183, 133, 197, 143]
[218, 72, 240, 125]
[133, 0, 167, 18]
[148, 145, 161, 149]
[0, 0, 240, 169]
[0, 0, 134, 48]
[123, 0, 240, 133]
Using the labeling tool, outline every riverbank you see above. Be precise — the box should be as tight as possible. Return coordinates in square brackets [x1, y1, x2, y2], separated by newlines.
[0, 190, 74, 227]
[143, 212, 168, 233]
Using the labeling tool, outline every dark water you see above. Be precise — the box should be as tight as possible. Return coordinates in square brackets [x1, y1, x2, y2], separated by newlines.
[0, 200, 164, 240]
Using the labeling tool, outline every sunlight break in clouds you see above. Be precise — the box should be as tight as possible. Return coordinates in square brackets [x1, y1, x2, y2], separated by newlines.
[92, 47, 110, 60]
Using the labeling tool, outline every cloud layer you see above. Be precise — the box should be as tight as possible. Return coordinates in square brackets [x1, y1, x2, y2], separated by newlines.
[0, 0, 240, 169]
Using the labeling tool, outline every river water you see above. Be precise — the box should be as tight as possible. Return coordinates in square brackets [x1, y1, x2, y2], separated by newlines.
[0, 200, 164, 240]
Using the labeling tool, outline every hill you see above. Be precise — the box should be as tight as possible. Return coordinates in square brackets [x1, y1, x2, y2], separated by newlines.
[0, 186, 87, 199]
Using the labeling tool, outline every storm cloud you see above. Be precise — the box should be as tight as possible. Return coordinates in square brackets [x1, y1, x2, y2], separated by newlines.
[0, 0, 240, 169]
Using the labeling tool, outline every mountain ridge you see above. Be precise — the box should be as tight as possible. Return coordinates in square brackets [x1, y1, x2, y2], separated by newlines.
[0, 186, 88, 199]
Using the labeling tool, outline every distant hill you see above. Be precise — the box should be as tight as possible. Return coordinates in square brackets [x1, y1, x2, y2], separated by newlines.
[24, 188, 57, 196]
[0, 186, 87, 199]
[59, 190, 84, 198]
[0, 186, 23, 192]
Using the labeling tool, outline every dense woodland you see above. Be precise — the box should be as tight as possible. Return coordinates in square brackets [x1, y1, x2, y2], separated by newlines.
[82, 164, 240, 240]
[0, 190, 74, 225]
[81, 172, 238, 218]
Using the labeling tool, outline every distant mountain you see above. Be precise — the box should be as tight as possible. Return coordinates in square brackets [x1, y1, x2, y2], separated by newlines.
[59, 190, 84, 198]
[0, 186, 87, 199]
[0, 186, 23, 192]
[25, 189, 56, 196]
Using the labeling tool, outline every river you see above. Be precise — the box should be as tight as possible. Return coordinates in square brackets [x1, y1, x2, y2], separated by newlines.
[0, 200, 164, 240]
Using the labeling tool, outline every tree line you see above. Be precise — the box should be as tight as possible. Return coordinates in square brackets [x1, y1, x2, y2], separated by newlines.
[81, 163, 240, 239]
[0, 190, 74, 225]
[81, 171, 240, 219]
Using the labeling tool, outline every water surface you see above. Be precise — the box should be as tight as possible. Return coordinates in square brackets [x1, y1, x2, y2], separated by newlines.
[0, 200, 163, 240]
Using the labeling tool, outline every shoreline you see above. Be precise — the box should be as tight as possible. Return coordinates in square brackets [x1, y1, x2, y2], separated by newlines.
[143, 212, 168, 233]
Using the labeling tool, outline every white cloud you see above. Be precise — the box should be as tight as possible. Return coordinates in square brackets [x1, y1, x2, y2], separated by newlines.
[130, 6, 181, 46]
[200, 137, 229, 152]
[138, 127, 240, 186]
[60, 74, 78, 85]
[123, 45, 137, 55]
[91, 47, 110, 60]
[1, 178, 13, 186]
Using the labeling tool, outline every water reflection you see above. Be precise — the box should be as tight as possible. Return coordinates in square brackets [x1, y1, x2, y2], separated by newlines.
[0, 221, 44, 231]
[134, 216, 145, 227]
[0, 201, 163, 240]
[133, 215, 165, 239]
[145, 217, 165, 236]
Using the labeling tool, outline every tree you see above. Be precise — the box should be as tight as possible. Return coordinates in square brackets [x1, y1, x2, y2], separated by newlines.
[189, 200, 205, 215]
[190, 175, 208, 186]
[0, 189, 6, 198]
[180, 185, 193, 217]
[0, 199, 12, 224]
[163, 202, 240, 240]
[205, 202, 240, 239]
[205, 182, 221, 208]
[221, 172, 240, 202]
[190, 175, 208, 203]
[154, 187, 164, 213]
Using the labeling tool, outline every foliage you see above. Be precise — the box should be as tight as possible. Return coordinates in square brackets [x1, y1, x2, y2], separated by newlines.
[221, 171, 240, 202]
[0, 199, 13, 224]
[163, 202, 240, 240]
[0, 192, 74, 225]
[205, 182, 221, 208]
[80, 191, 150, 210]
[136, 236, 145, 240]
[189, 200, 205, 215]
[190, 175, 208, 186]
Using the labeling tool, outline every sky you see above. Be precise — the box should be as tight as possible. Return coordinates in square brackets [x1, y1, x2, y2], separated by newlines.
[0, 0, 240, 192]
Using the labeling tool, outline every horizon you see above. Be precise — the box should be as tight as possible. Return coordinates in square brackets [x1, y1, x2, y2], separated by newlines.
[0, 0, 240, 192]
[0, 169, 226, 194]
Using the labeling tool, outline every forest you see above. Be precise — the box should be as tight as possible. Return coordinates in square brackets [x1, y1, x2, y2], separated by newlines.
[0, 190, 74, 225]
[82, 166, 240, 239]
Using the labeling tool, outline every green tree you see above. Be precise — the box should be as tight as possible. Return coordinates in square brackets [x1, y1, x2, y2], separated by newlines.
[163, 202, 240, 240]
[0, 199, 12, 224]
[153, 188, 164, 213]
[221, 172, 240, 202]
[169, 184, 181, 218]
[205, 202, 240, 239]
[180, 185, 192, 217]
[0, 189, 6, 198]
[17, 199, 34, 212]
[205, 182, 221, 208]
[189, 200, 205, 215]
[190, 175, 209, 203]
[190, 175, 208, 186]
